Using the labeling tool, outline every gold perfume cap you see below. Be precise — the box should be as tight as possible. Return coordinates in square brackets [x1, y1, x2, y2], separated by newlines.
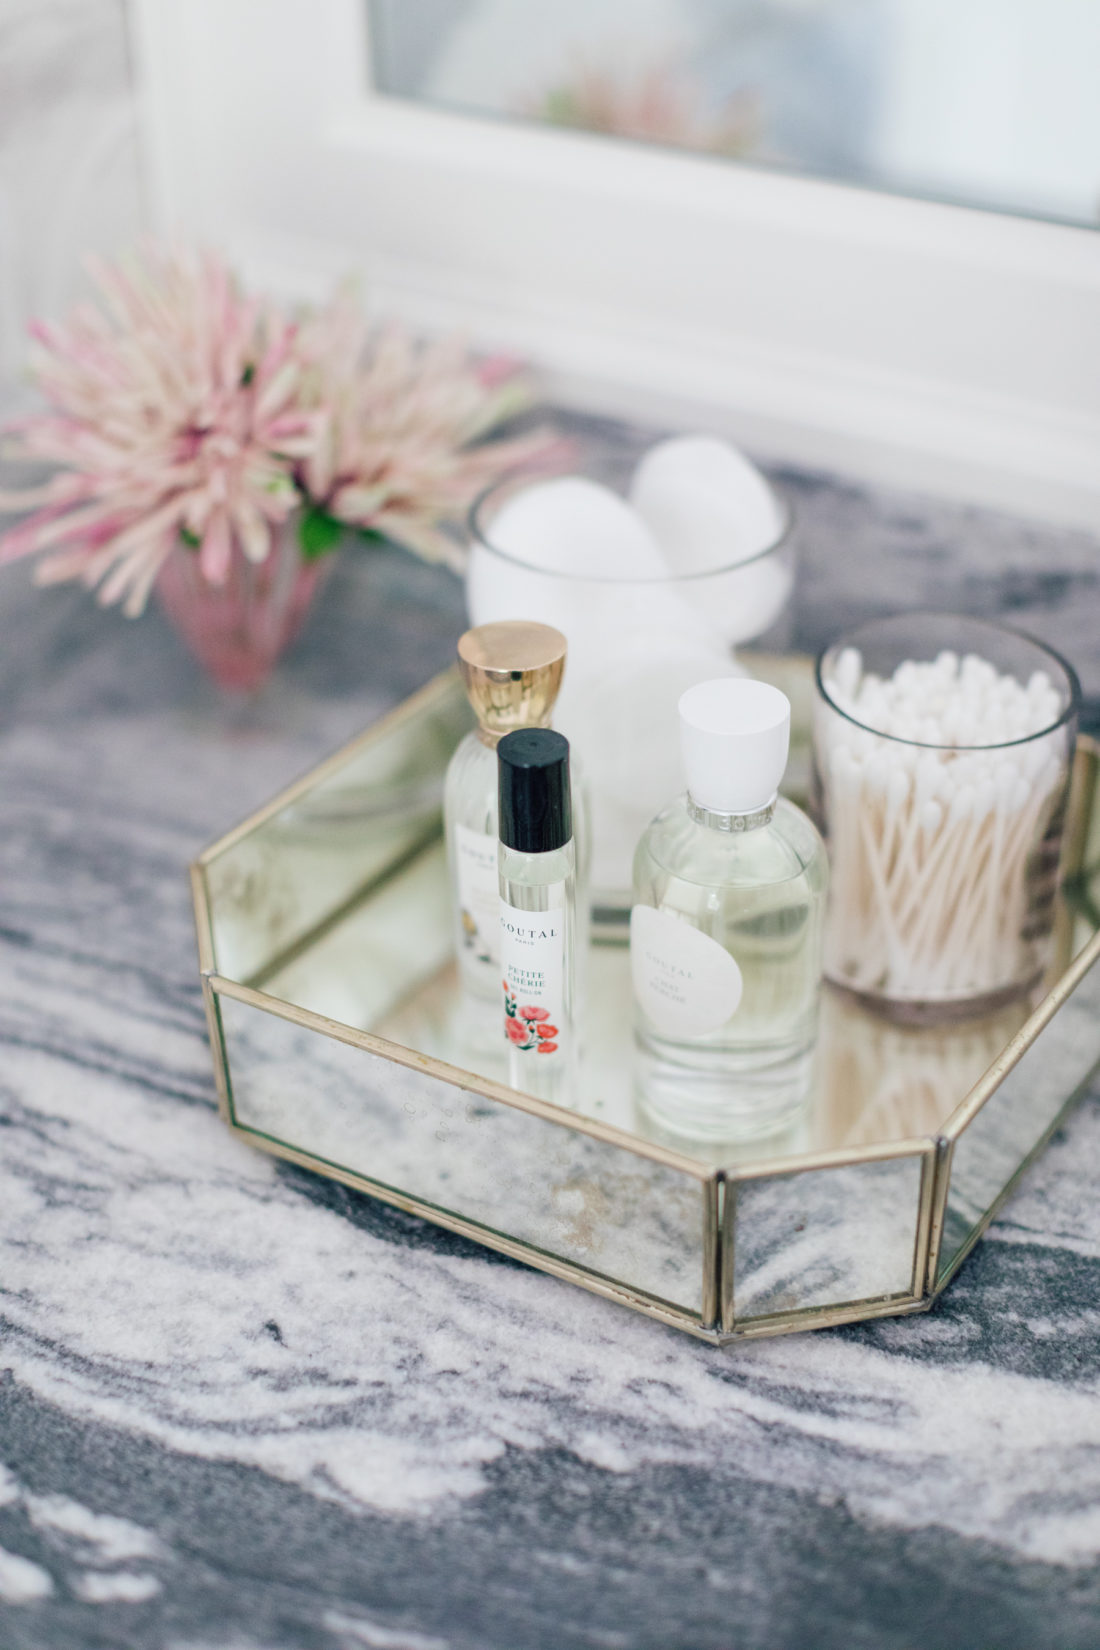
[457, 621, 567, 744]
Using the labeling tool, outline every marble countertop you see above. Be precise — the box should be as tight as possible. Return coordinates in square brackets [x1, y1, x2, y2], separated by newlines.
[3, 416, 1100, 1650]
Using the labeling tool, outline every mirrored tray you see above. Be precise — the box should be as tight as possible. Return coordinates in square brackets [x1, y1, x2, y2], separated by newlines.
[191, 662, 1100, 1343]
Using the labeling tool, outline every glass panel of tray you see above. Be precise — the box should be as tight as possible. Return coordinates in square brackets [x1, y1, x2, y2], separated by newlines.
[217, 987, 712, 1318]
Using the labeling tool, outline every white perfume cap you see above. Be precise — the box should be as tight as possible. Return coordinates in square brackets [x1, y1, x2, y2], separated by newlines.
[678, 678, 791, 813]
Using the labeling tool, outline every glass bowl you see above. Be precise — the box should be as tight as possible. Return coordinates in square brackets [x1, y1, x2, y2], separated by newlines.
[466, 451, 794, 927]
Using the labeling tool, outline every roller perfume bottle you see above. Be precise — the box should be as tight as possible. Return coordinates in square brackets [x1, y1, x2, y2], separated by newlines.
[631, 679, 827, 1140]
[498, 728, 578, 1106]
[445, 623, 567, 1033]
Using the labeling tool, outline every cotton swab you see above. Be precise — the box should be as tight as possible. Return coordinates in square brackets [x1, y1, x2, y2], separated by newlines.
[817, 646, 1071, 1010]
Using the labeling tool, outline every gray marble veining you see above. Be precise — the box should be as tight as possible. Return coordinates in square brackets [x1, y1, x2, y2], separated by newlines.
[2, 413, 1100, 1649]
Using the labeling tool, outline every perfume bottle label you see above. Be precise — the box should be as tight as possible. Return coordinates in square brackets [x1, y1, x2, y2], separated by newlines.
[630, 904, 743, 1038]
[454, 823, 500, 969]
[500, 897, 565, 1056]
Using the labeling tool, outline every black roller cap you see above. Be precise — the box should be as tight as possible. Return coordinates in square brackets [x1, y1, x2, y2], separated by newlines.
[497, 728, 572, 854]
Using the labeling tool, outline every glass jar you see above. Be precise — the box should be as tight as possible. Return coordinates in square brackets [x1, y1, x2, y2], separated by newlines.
[813, 612, 1079, 1024]
[466, 455, 794, 930]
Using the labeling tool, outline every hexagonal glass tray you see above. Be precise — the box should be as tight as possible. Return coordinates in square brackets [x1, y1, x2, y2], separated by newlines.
[191, 661, 1100, 1343]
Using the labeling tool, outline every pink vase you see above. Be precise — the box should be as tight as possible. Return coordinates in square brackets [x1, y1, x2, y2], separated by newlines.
[156, 522, 328, 693]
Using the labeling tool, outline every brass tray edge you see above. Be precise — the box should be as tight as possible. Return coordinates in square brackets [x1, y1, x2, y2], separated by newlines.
[193, 668, 461, 867]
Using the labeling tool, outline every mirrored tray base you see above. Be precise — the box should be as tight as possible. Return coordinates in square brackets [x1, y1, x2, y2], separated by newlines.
[191, 665, 1100, 1343]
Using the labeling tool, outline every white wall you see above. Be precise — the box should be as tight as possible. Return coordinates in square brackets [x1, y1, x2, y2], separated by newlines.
[0, 0, 143, 400]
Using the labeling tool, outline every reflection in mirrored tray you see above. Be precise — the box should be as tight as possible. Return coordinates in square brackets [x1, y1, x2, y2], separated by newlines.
[253, 845, 1092, 1178]
[209, 672, 1100, 1179]
[369, 0, 1100, 227]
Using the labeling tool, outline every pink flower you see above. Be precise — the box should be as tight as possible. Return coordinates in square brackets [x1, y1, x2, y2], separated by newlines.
[536, 1042, 558, 1054]
[0, 246, 313, 614]
[0, 248, 567, 618]
[293, 291, 564, 567]
[519, 1006, 550, 1022]
[536, 1024, 558, 1039]
[505, 1018, 529, 1045]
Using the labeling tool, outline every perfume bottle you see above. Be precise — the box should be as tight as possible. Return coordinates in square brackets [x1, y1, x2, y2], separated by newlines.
[631, 678, 827, 1140]
[445, 622, 567, 1032]
[498, 728, 578, 1105]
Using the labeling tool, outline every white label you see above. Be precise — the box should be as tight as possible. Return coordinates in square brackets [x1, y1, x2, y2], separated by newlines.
[454, 823, 500, 969]
[630, 904, 743, 1038]
[500, 896, 566, 1058]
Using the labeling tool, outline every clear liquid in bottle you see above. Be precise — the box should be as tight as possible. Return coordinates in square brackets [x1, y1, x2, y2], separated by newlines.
[631, 678, 827, 1141]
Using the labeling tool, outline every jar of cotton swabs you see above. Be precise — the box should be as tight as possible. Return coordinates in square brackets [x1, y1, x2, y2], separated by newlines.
[813, 613, 1079, 1024]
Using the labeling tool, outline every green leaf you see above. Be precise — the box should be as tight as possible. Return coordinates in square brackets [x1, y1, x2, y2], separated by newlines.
[357, 526, 387, 548]
[298, 507, 345, 561]
[179, 527, 201, 549]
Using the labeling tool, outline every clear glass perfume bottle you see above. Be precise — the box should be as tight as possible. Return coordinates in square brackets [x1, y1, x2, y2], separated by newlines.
[631, 678, 827, 1141]
[498, 728, 578, 1106]
[445, 623, 567, 1047]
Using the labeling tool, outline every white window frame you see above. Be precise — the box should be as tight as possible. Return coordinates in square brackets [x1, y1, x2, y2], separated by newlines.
[129, 0, 1100, 527]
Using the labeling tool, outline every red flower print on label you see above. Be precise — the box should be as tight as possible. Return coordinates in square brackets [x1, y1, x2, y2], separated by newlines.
[503, 983, 553, 1052]
[504, 985, 561, 1053]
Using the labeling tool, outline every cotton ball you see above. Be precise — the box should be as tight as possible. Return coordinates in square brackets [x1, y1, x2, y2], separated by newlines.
[630, 436, 784, 572]
[466, 476, 668, 633]
[629, 435, 791, 645]
[488, 476, 669, 579]
[465, 480, 675, 687]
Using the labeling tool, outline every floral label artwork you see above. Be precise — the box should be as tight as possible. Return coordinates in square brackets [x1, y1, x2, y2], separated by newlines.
[500, 899, 565, 1057]
[503, 987, 560, 1054]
